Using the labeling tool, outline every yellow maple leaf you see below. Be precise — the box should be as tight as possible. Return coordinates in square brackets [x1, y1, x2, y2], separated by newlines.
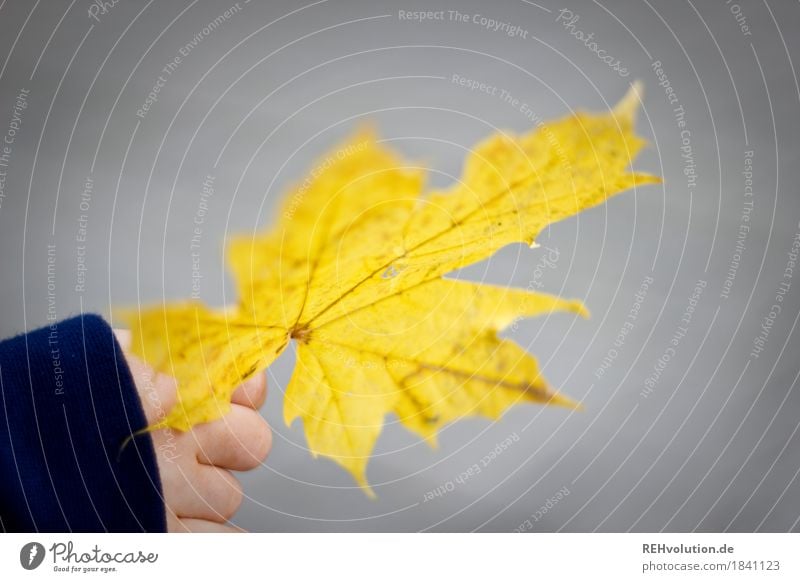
[123, 83, 659, 494]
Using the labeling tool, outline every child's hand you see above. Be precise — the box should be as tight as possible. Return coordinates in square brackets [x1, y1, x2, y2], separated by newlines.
[114, 329, 271, 532]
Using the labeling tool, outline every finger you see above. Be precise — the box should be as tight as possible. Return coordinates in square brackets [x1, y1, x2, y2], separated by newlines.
[168, 464, 244, 523]
[231, 372, 267, 409]
[113, 328, 180, 425]
[113, 328, 131, 350]
[168, 514, 242, 533]
[129, 360, 179, 426]
[193, 405, 272, 471]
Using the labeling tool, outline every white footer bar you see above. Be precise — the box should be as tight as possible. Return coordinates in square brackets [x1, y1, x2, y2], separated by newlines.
[1, 533, 796, 581]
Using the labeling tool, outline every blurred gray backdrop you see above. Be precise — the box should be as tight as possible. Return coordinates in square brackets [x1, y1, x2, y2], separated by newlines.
[1, 0, 799, 532]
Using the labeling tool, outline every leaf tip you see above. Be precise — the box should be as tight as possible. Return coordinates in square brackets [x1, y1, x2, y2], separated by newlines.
[613, 80, 644, 124]
[549, 390, 583, 411]
[351, 468, 376, 498]
[571, 300, 590, 319]
[424, 433, 440, 450]
[353, 119, 378, 142]
[634, 172, 663, 186]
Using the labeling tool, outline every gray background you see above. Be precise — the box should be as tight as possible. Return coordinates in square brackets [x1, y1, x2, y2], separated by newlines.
[1, 0, 799, 532]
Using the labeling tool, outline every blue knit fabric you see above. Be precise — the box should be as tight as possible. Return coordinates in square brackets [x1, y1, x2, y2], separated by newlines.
[0, 314, 165, 532]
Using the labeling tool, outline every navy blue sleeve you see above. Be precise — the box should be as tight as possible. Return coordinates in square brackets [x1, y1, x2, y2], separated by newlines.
[0, 314, 166, 532]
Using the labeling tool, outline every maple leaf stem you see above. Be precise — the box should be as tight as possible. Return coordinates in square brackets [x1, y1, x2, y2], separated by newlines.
[290, 325, 312, 343]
